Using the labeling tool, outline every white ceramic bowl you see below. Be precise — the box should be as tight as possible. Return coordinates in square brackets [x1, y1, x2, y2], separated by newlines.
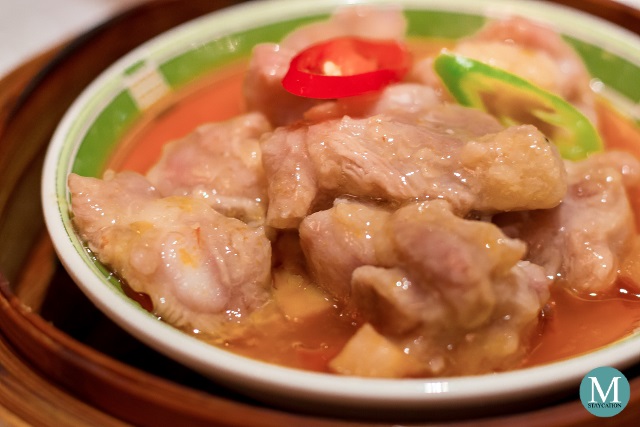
[42, 0, 640, 418]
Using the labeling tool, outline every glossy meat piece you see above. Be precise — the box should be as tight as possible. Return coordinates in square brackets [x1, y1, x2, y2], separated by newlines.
[260, 124, 319, 229]
[300, 199, 550, 376]
[244, 5, 406, 126]
[68, 171, 272, 332]
[298, 199, 389, 301]
[372, 201, 526, 328]
[459, 123, 567, 212]
[350, 260, 550, 376]
[146, 112, 271, 226]
[350, 267, 428, 336]
[497, 151, 640, 294]
[262, 105, 566, 228]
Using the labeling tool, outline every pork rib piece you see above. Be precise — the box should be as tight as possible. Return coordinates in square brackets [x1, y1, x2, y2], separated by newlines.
[69, 170, 272, 332]
[300, 199, 551, 376]
[263, 104, 567, 228]
[497, 151, 640, 294]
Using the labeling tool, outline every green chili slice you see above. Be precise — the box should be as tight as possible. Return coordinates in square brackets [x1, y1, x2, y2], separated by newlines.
[434, 52, 602, 160]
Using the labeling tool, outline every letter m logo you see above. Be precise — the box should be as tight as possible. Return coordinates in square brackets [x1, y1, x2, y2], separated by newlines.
[588, 376, 621, 403]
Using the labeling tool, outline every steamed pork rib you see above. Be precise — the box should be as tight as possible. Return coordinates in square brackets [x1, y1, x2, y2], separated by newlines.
[262, 103, 567, 228]
[146, 112, 271, 225]
[343, 260, 550, 376]
[244, 5, 407, 126]
[298, 199, 389, 302]
[350, 202, 550, 376]
[300, 199, 551, 376]
[497, 151, 640, 294]
[68, 171, 272, 331]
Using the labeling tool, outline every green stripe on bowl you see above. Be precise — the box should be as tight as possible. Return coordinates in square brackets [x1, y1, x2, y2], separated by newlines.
[406, 10, 486, 38]
[124, 59, 147, 77]
[566, 36, 640, 104]
[72, 91, 140, 177]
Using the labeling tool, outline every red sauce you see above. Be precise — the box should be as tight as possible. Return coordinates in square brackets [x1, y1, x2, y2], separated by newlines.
[109, 59, 640, 373]
[523, 285, 640, 367]
[111, 61, 247, 173]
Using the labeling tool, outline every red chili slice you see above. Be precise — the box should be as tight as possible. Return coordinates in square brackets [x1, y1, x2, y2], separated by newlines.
[282, 36, 412, 99]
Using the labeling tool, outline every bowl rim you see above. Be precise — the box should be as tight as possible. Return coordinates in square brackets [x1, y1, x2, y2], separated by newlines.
[41, 0, 640, 412]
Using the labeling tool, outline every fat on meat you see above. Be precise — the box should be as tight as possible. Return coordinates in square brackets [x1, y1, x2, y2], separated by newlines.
[68, 171, 272, 332]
